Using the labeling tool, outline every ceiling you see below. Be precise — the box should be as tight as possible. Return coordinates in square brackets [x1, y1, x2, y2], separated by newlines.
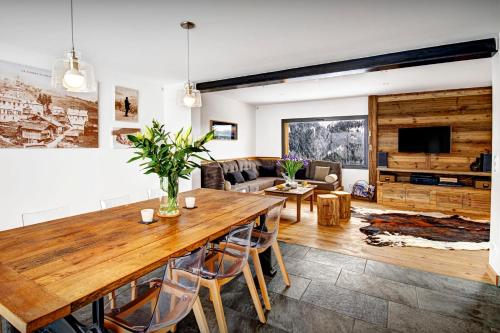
[209, 58, 493, 105]
[0, 0, 499, 83]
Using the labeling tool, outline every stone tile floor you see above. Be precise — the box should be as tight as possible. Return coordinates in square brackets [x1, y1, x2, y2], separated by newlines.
[69, 242, 500, 333]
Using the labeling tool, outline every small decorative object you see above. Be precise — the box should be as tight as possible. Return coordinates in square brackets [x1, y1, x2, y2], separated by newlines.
[141, 209, 155, 223]
[127, 120, 214, 217]
[112, 128, 140, 149]
[185, 197, 196, 209]
[277, 154, 309, 188]
[115, 86, 139, 122]
[52, 0, 96, 93]
[351, 180, 375, 200]
[210, 120, 238, 140]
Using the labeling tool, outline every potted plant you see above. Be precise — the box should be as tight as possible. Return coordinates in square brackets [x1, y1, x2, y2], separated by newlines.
[277, 154, 309, 188]
[127, 120, 214, 217]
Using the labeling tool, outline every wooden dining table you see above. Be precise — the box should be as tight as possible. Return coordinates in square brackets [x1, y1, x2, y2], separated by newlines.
[0, 188, 285, 333]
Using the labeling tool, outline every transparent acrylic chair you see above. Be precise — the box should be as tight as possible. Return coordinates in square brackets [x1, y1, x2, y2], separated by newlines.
[197, 221, 265, 333]
[104, 245, 209, 333]
[249, 202, 290, 311]
[100, 194, 131, 209]
[21, 205, 70, 226]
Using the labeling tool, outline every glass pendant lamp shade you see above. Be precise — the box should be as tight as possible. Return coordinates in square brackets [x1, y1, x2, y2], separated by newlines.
[52, 0, 96, 93]
[178, 21, 202, 108]
[52, 50, 96, 92]
[178, 82, 202, 108]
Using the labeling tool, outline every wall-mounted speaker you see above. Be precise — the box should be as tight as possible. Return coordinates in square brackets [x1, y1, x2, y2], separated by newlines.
[481, 153, 492, 172]
[377, 152, 388, 167]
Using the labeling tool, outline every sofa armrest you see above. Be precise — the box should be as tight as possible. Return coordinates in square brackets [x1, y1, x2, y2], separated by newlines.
[201, 163, 225, 190]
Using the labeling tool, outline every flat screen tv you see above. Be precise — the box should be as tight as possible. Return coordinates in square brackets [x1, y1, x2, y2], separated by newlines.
[398, 126, 451, 153]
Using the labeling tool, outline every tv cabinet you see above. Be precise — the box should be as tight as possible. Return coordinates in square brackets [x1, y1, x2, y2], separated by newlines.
[377, 168, 491, 218]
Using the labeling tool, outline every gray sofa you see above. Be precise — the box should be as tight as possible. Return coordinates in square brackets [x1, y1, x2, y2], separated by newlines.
[201, 158, 342, 193]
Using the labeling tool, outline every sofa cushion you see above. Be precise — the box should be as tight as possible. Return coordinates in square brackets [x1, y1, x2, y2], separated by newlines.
[245, 177, 279, 192]
[309, 160, 342, 181]
[259, 165, 277, 177]
[242, 169, 257, 181]
[236, 159, 258, 174]
[220, 160, 239, 175]
[232, 183, 250, 192]
[313, 166, 330, 181]
[225, 171, 245, 185]
[295, 167, 307, 180]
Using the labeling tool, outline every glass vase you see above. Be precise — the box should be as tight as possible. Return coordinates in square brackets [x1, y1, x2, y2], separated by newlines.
[282, 172, 297, 188]
[159, 175, 180, 217]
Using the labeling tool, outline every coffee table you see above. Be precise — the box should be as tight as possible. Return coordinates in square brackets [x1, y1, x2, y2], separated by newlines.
[264, 185, 316, 222]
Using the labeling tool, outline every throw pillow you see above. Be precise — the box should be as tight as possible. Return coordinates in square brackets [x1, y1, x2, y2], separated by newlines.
[224, 180, 232, 191]
[225, 171, 245, 185]
[325, 174, 338, 184]
[242, 169, 258, 181]
[314, 166, 330, 181]
[259, 165, 276, 177]
[295, 167, 307, 179]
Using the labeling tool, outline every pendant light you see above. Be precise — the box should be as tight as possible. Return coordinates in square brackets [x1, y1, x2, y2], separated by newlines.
[179, 21, 202, 108]
[52, 0, 96, 92]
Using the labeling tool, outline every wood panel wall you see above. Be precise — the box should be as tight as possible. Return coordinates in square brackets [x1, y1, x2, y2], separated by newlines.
[369, 87, 492, 183]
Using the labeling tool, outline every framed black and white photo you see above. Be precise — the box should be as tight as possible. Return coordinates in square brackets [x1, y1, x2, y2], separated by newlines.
[210, 120, 238, 140]
[282, 115, 368, 169]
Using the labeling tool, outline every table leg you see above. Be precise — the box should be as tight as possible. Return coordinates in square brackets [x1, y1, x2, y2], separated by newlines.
[310, 194, 314, 212]
[296, 197, 302, 222]
[257, 214, 276, 277]
[89, 297, 108, 333]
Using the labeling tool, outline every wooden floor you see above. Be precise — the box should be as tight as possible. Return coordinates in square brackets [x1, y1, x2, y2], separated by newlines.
[277, 199, 492, 284]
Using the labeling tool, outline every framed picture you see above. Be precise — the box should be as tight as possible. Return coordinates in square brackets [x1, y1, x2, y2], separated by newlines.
[112, 127, 140, 149]
[114, 86, 138, 122]
[0, 59, 99, 148]
[210, 120, 238, 140]
[282, 115, 368, 169]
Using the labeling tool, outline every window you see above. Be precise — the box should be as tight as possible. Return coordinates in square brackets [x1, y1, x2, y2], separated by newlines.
[282, 115, 368, 169]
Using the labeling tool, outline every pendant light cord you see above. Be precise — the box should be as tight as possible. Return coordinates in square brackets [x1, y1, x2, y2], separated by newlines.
[187, 27, 190, 82]
[70, 0, 75, 53]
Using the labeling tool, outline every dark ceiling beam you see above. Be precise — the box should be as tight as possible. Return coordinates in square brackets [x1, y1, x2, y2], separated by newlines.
[196, 38, 497, 93]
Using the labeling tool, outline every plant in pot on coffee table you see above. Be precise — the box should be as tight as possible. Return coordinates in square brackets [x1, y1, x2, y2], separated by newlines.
[277, 154, 309, 189]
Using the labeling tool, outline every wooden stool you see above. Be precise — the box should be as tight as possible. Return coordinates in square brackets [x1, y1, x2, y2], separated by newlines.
[331, 191, 351, 223]
[317, 194, 340, 226]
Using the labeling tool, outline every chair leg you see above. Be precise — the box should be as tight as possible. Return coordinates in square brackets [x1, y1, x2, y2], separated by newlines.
[250, 249, 272, 310]
[108, 291, 116, 308]
[271, 240, 291, 286]
[208, 279, 228, 333]
[242, 263, 266, 324]
[192, 296, 210, 333]
[131, 280, 138, 300]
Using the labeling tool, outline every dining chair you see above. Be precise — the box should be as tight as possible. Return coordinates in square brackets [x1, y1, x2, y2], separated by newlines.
[249, 202, 290, 311]
[147, 188, 162, 199]
[197, 221, 265, 333]
[104, 245, 209, 333]
[21, 205, 70, 226]
[100, 194, 131, 209]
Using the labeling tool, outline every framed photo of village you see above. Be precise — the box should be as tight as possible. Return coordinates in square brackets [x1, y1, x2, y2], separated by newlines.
[114, 86, 138, 122]
[0, 60, 99, 148]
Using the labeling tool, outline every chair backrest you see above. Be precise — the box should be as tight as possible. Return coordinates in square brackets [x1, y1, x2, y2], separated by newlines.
[148, 188, 163, 199]
[105, 245, 206, 332]
[22, 205, 70, 227]
[209, 221, 255, 279]
[253, 202, 284, 249]
[100, 194, 130, 209]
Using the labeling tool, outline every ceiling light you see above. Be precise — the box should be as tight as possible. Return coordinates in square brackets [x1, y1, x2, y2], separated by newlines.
[52, 0, 96, 92]
[178, 21, 202, 108]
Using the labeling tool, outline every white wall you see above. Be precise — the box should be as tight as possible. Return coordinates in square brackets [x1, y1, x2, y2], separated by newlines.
[255, 97, 369, 190]
[490, 47, 500, 276]
[200, 93, 256, 160]
[0, 43, 188, 231]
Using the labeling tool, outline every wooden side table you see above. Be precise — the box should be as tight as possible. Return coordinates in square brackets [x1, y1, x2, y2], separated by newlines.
[332, 190, 352, 223]
[317, 194, 340, 226]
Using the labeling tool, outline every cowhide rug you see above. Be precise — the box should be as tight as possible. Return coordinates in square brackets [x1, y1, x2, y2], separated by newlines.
[353, 207, 489, 250]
